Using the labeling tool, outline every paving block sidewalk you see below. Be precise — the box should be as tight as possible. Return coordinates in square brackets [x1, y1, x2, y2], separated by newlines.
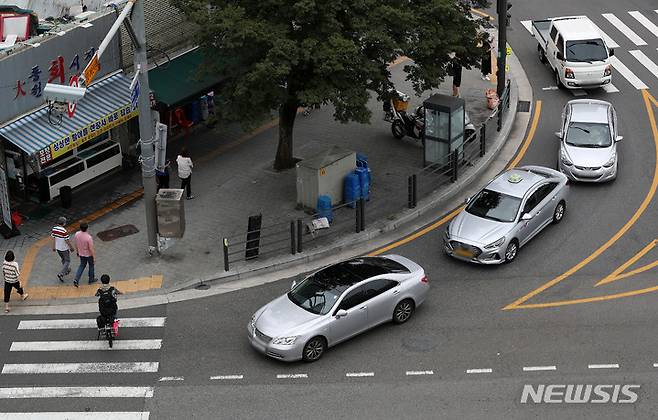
[7, 59, 500, 300]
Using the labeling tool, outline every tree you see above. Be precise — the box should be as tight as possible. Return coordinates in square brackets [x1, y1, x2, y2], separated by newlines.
[172, 0, 490, 170]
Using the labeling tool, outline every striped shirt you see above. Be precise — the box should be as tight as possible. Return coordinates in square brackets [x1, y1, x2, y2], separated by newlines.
[2, 261, 20, 283]
[51, 225, 70, 251]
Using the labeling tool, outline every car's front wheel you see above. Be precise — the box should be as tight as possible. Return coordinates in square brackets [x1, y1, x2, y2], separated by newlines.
[504, 240, 519, 263]
[392, 299, 415, 324]
[552, 200, 566, 224]
[302, 336, 327, 362]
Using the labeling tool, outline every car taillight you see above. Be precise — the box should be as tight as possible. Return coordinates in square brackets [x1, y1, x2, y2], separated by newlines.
[420, 275, 429, 283]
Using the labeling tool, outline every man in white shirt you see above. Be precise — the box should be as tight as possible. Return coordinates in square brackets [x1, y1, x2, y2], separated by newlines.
[176, 147, 195, 200]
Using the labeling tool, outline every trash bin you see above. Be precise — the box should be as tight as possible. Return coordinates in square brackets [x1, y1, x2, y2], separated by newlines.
[60, 186, 72, 209]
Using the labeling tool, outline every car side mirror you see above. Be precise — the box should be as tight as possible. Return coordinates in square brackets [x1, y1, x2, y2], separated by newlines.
[556, 51, 564, 61]
[291, 280, 297, 290]
[335, 309, 348, 319]
[616, 135, 623, 142]
[521, 213, 533, 221]
[555, 131, 563, 139]
[609, 48, 615, 56]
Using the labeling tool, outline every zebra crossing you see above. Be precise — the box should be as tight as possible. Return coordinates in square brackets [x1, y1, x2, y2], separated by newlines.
[520, 9, 658, 96]
[0, 316, 166, 419]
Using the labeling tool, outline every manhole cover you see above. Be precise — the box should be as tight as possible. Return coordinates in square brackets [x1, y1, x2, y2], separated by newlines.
[517, 100, 531, 113]
[97, 224, 139, 242]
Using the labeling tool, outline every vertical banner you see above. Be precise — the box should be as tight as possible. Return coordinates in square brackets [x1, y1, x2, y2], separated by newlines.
[0, 170, 12, 228]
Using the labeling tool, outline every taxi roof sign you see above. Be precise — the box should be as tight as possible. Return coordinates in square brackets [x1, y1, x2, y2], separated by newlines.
[507, 173, 523, 183]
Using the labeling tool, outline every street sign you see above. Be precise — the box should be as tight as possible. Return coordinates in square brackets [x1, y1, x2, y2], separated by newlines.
[82, 53, 100, 85]
[130, 77, 140, 110]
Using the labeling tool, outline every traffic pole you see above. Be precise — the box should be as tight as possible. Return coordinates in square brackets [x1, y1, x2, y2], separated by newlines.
[496, 0, 508, 98]
[132, 0, 159, 253]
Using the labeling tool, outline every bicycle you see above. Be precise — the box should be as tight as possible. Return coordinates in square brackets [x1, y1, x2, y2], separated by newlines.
[97, 316, 119, 348]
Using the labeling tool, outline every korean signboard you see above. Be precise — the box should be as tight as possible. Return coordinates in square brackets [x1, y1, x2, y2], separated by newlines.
[0, 12, 121, 124]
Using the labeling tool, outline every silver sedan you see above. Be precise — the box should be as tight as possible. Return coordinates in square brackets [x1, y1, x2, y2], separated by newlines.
[444, 166, 569, 264]
[556, 99, 622, 182]
[247, 255, 429, 362]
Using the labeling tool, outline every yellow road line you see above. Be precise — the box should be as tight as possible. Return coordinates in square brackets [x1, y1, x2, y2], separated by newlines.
[24, 275, 163, 300]
[513, 284, 658, 309]
[507, 101, 541, 169]
[596, 240, 657, 286]
[367, 100, 542, 256]
[607, 260, 658, 282]
[504, 89, 658, 310]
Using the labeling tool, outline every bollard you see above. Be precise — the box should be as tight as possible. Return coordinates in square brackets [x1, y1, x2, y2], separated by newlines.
[222, 237, 229, 272]
[412, 174, 417, 208]
[296, 219, 303, 253]
[290, 220, 296, 255]
[451, 150, 458, 182]
[408, 176, 413, 209]
[359, 197, 365, 231]
[355, 200, 362, 233]
[479, 125, 486, 157]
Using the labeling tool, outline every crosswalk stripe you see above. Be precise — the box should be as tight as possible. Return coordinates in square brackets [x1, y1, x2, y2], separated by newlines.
[629, 50, 658, 80]
[10, 339, 162, 351]
[18, 318, 166, 330]
[610, 56, 648, 89]
[520, 20, 532, 34]
[602, 83, 620, 93]
[0, 413, 150, 419]
[0, 387, 154, 399]
[588, 20, 620, 49]
[1, 362, 159, 374]
[602, 13, 647, 45]
[629, 11, 658, 39]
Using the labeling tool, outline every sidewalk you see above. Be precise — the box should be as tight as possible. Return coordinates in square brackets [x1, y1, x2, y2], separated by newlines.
[4, 56, 507, 303]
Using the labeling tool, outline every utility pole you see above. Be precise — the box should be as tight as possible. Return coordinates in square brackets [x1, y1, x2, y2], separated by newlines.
[131, 0, 159, 253]
[496, 0, 511, 97]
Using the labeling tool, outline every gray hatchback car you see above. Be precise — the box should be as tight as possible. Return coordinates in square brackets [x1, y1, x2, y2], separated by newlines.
[248, 255, 428, 362]
[444, 166, 569, 264]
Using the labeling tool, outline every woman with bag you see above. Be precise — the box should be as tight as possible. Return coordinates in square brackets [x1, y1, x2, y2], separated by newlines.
[3, 250, 28, 313]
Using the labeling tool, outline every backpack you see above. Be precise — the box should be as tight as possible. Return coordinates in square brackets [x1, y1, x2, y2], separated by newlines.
[98, 287, 117, 317]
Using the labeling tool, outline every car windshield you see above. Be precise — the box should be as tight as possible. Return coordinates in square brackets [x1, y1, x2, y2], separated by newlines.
[287, 268, 354, 315]
[565, 122, 611, 147]
[466, 189, 521, 223]
[565, 39, 608, 62]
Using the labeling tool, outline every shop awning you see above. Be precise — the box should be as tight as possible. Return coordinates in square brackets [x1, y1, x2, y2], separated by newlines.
[0, 72, 136, 162]
[148, 47, 224, 107]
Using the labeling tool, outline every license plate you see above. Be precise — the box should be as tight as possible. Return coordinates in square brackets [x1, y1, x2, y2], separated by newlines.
[455, 248, 473, 258]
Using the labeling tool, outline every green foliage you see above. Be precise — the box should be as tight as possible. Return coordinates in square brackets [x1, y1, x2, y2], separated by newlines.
[172, 0, 491, 168]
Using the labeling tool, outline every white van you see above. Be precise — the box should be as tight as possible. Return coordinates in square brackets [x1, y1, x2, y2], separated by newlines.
[532, 16, 613, 89]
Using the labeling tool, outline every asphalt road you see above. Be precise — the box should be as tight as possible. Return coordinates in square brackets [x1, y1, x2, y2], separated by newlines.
[3, 0, 658, 418]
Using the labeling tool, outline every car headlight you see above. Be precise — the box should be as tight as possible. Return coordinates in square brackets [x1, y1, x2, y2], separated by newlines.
[272, 336, 298, 345]
[604, 65, 612, 77]
[443, 228, 450, 240]
[484, 237, 505, 249]
[560, 149, 573, 166]
[603, 153, 616, 168]
[250, 314, 257, 330]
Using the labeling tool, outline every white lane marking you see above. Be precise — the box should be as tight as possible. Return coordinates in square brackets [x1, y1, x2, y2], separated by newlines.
[653, 363, 658, 368]
[10, 339, 162, 351]
[0, 413, 150, 419]
[466, 368, 492, 374]
[602, 83, 620, 93]
[523, 366, 557, 372]
[520, 20, 532, 34]
[210, 375, 243, 380]
[542, 86, 559, 91]
[345, 372, 374, 377]
[610, 56, 648, 89]
[0, 386, 154, 399]
[588, 363, 619, 369]
[405, 370, 434, 376]
[158, 376, 184, 382]
[602, 13, 647, 46]
[629, 11, 658, 39]
[18, 317, 166, 329]
[2, 362, 159, 374]
[571, 89, 587, 97]
[629, 50, 658, 79]
[276, 374, 308, 379]
[589, 20, 620, 49]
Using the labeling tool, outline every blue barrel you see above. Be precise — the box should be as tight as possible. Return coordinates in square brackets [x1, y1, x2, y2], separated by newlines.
[316, 195, 333, 223]
[343, 173, 361, 208]
[355, 167, 370, 201]
[356, 153, 372, 185]
[189, 100, 201, 123]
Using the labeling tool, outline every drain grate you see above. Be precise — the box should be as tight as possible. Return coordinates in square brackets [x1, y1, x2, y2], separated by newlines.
[97, 224, 139, 242]
[517, 100, 531, 113]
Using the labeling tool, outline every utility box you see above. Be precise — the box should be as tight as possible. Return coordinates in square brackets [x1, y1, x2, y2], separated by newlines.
[296, 146, 356, 211]
[156, 189, 185, 238]
[423, 94, 465, 166]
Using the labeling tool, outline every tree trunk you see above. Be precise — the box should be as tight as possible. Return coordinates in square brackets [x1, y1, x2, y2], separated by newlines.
[274, 99, 298, 170]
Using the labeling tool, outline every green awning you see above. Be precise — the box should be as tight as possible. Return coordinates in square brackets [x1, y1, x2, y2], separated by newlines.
[148, 48, 223, 107]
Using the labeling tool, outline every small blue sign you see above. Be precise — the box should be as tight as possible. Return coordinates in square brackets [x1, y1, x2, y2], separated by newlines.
[130, 78, 140, 109]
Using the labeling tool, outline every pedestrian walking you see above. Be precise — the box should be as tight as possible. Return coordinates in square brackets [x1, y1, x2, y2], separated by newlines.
[451, 60, 463, 97]
[3, 251, 27, 312]
[480, 35, 492, 81]
[51, 216, 74, 282]
[176, 147, 195, 200]
[156, 159, 171, 192]
[73, 222, 97, 288]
